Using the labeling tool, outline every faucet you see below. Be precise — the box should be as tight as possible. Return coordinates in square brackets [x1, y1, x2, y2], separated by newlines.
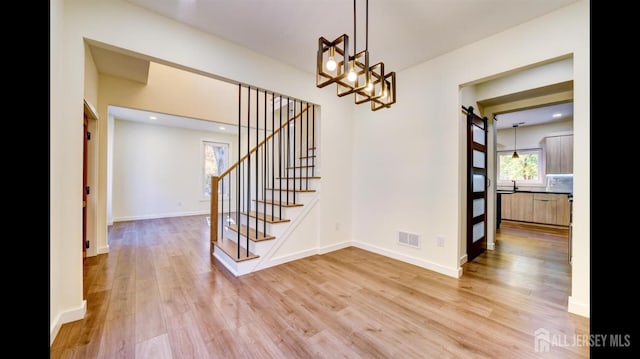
[512, 180, 518, 192]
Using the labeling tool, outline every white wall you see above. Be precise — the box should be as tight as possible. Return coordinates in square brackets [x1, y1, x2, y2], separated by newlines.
[84, 43, 100, 257]
[352, 0, 589, 317]
[51, 0, 91, 345]
[113, 120, 237, 221]
[496, 119, 573, 191]
[475, 58, 573, 101]
[51, 0, 353, 342]
[496, 119, 573, 151]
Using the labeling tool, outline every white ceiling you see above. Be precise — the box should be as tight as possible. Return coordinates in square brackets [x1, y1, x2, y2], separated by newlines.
[110, 106, 238, 134]
[495, 102, 573, 129]
[125, 0, 578, 74]
[106, 1, 577, 131]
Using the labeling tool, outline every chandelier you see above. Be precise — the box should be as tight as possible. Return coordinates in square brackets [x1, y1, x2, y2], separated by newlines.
[316, 0, 396, 111]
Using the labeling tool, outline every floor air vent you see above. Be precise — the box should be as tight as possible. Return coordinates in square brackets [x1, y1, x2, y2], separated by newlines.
[398, 231, 420, 248]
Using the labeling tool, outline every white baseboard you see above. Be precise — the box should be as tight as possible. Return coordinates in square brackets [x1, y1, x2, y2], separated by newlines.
[50, 300, 86, 346]
[487, 242, 495, 250]
[318, 241, 351, 255]
[568, 296, 589, 318]
[97, 245, 110, 255]
[352, 241, 462, 278]
[459, 254, 468, 265]
[113, 210, 209, 222]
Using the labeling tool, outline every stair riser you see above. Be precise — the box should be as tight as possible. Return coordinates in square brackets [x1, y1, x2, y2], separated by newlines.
[221, 228, 272, 255]
[272, 178, 319, 190]
[233, 217, 287, 238]
[252, 204, 303, 219]
[264, 191, 316, 203]
[286, 167, 319, 177]
[297, 157, 317, 166]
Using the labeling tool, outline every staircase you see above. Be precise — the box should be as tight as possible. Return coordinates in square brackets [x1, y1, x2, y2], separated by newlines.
[209, 86, 320, 276]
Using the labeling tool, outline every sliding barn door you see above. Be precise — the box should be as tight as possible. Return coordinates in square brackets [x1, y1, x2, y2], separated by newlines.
[466, 107, 487, 261]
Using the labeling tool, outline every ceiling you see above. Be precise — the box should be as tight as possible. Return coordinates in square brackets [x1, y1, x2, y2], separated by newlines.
[495, 102, 573, 130]
[125, 0, 578, 74]
[110, 106, 238, 134]
[105, 1, 578, 131]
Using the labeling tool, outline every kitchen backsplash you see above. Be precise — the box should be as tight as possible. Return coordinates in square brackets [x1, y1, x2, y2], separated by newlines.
[545, 174, 573, 193]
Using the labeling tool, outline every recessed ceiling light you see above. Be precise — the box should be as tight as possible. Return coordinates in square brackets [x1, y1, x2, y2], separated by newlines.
[149, 116, 157, 120]
[552, 113, 562, 118]
[219, 126, 225, 130]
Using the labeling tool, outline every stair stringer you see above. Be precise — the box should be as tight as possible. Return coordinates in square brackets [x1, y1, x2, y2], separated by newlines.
[246, 194, 321, 273]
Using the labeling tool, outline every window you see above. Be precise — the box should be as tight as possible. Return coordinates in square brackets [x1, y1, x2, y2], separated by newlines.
[497, 148, 543, 185]
[203, 141, 229, 198]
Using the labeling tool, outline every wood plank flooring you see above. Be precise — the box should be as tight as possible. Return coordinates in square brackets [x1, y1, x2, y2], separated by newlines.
[51, 215, 588, 358]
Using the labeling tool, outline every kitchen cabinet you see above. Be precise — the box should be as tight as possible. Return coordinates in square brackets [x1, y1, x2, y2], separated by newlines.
[545, 135, 573, 174]
[511, 193, 534, 222]
[501, 192, 570, 226]
[556, 195, 571, 226]
[501, 194, 512, 220]
[533, 193, 557, 224]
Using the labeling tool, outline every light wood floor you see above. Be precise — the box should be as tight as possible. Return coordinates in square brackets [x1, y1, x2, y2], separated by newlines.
[51, 216, 588, 358]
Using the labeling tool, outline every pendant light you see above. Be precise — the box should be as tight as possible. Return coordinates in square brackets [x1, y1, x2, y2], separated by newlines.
[316, 0, 396, 111]
[512, 124, 520, 159]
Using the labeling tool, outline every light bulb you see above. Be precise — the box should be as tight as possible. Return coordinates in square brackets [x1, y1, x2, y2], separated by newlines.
[365, 81, 373, 93]
[347, 68, 357, 82]
[381, 89, 388, 100]
[326, 57, 337, 71]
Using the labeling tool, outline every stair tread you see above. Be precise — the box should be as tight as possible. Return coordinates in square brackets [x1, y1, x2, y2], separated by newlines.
[255, 199, 303, 207]
[265, 188, 316, 193]
[276, 176, 321, 179]
[288, 165, 315, 169]
[299, 155, 316, 159]
[242, 211, 290, 223]
[214, 238, 259, 262]
[227, 224, 275, 241]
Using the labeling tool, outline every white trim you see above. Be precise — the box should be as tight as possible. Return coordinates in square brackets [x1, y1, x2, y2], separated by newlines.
[318, 240, 351, 255]
[201, 139, 231, 199]
[487, 242, 495, 250]
[50, 300, 86, 346]
[352, 240, 462, 278]
[97, 245, 110, 254]
[113, 210, 209, 222]
[459, 254, 468, 265]
[568, 296, 589, 318]
[251, 196, 321, 272]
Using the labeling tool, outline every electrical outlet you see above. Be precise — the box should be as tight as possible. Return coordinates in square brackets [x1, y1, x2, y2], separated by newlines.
[436, 236, 445, 247]
[335, 222, 341, 231]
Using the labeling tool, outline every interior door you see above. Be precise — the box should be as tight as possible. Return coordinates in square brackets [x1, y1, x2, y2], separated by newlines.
[82, 113, 88, 265]
[465, 107, 487, 261]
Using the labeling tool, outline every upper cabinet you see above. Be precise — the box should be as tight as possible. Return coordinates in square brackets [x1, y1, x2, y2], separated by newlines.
[545, 135, 573, 174]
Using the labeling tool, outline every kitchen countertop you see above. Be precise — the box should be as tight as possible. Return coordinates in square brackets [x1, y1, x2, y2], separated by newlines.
[496, 189, 572, 195]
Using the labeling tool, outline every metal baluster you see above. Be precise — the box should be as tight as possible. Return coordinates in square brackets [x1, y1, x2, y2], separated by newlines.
[246, 86, 251, 258]
[286, 97, 290, 205]
[312, 105, 315, 177]
[279, 95, 283, 219]
[292, 99, 296, 204]
[306, 102, 309, 190]
[255, 87, 259, 245]
[237, 84, 241, 259]
[271, 93, 275, 222]
[263, 90, 267, 235]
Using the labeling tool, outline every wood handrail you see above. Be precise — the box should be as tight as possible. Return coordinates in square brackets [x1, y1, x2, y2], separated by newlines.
[217, 105, 310, 180]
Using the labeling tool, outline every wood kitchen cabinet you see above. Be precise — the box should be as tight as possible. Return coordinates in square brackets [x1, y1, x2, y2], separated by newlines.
[545, 135, 573, 174]
[511, 193, 533, 222]
[501, 194, 512, 220]
[533, 193, 557, 224]
[501, 192, 570, 226]
[556, 195, 571, 226]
